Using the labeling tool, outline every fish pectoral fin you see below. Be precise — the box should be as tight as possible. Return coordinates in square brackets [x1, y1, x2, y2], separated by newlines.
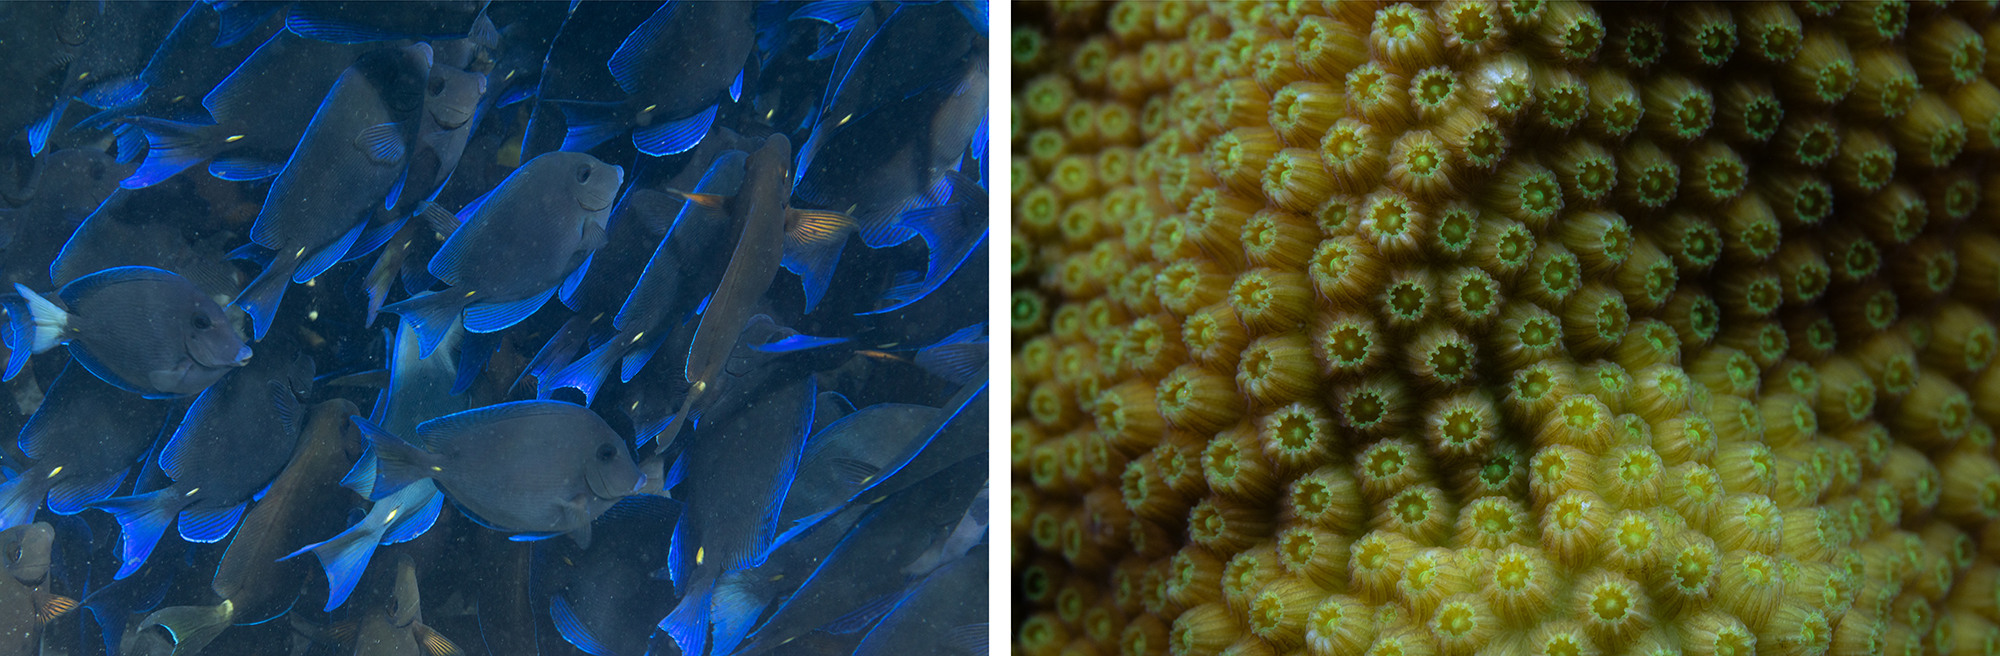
[322, 620, 359, 645]
[662, 188, 726, 210]
[31, 591, 77, 624]
[354, 122, 408, 165]
[147, 360, 195, 395]
[420, 201, 463, 236]
[414, 623, 464, 656]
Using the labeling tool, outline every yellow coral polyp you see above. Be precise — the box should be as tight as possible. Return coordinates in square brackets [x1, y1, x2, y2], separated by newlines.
[1015, 3, 2000, 656]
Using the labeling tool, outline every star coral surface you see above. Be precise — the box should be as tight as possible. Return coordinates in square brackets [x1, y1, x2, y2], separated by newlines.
[1014, 2, 2000, 656]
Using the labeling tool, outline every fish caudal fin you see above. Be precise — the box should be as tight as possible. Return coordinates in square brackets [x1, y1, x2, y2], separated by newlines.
[142, 601, 235, 656]
[710, 571, 772, 655]
[232, 247, 299, 340]
[379, 290, 474, 359]
[551, 100, 631, 154]
[0, 476, 47, 530]
[350, 416, 430, 499]
[2, 285, 68, 381]
[781, 209, 856, 314]
[659, 575, 714, 656]
[121, 117, 212, 189]
[282, 518, 385, 612]
[89, 489, 189, 580]
[549, 594, 615, 656]
[632, 104, 718, 157]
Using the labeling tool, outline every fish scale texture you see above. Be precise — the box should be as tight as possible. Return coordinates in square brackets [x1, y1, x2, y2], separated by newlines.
[1011, 3, 2000, 656]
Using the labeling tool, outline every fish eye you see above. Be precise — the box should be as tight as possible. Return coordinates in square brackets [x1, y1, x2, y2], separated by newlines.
[5, 544, 17, 563]
[596, 444, 617, 462]
[192, 314, 212, 330]
[88, 161, 106, 182]
[576, 166, 592, 183]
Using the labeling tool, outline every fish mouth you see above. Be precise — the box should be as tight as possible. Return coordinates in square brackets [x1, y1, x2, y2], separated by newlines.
[433, 106, 472, 129]
[233, 344, 254, 366]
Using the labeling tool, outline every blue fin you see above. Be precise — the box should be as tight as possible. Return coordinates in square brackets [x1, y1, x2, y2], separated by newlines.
[350, 416, 426, 499]
[519, 314, 590, 396]
[381, 487, 443, 544]
[176, 502, 246, 543]
[451, 329, 499, 396]
[559, 252, 592, 311]
[0, 294, 34, 382]
[121, 117, 210, 188]
[206, 157, 283, 181]
[226, 242, 275, 267]
[860, 231, 985, 316]
[618, 332, 666, 384]
[160, 385, 225, 479]
[507, 531, 563, 542]
[781, 209, 856, 313]
[0, 477, 45, 529]
[496, 85, 535, 108]
[115, 124, 145, 164]
[632, 104, 717, 157]
[663, 513, 691, 585]
[550, 594, 615, 656]
[295, 219, 367, 283]
[340, 449, 376, 498]
[542, 338, 626, 405]
[917, 340, 985, 386]
[215, 2, 282, 46]
[552, 99, 629, 153]
[271, 379, 301, 435]
[659, 575, 713, 656]
[809, 35, 844, 60]
[751, 334, 848, 353]
[730, 70, 744, 103]
[26, 99, 60, 157]
[49, 468, 130, 516]
[825, 593, 899, 634]
[79, 74, 147, 110]
[344, 215, 408, 263]
[354, 122, 406, 165]
[463, 286, 555, 334]
[664, 451, 688, 491]
[791, 1, 869, 30]
[607, 2, 679, 94]
[90, 488, 185, 579]
[710, 572, 770, 655]
[285, 11, 401, 43]
[282, 520, 382, 612]
[378, 291, 471, 359]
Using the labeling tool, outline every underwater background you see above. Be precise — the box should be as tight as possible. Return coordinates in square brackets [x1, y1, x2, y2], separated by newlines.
[0, 1, 990, 655]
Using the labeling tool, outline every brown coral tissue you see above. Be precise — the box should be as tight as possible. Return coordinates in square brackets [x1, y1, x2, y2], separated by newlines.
[1012, 2, 2000, 656]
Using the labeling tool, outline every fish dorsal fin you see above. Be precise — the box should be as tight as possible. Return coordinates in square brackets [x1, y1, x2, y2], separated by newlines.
[606, 2, 680, 94]
[413, 401, 583, 451]
[824, 592, 899, 634]
[462, 286, 554, 334]
[549, 594, 614, 656]
[295, 219, 367, 284]
[56, 266, 182, 306]
[381, 486, 444, 545]
[204, 34, 286, 122]
[354, 123, 407, 165]
[786, 210, 856, 251]
[33, 591, 78, 624]
[176, 502, 247, 543]
[48, 468, 130, 515]
[414, 623, 463, 656]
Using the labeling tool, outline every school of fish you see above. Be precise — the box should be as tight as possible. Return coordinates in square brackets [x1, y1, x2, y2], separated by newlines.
[0, 2, 989, 655]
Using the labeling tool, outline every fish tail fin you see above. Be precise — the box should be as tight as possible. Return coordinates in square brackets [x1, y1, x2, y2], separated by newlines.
[120, 117, 212, 189]
[658, 575, 714, 656]
[232, 247, 299, 341]
[781, 209, 857, 314]
[2, 285, 67, 381]
[631, 104, 718, 157]
[26, 99, 63, 157]
[549, 594, 615, 656]
[89, 489, 187, 580]
[0, 476, 46, 529]
[379, 291, 473, 360]
[541, 337, 629, 405]
[517, 314, 589, 396]
[282, 520, 385, 612]
[142, 601, 236, 655]
[710, 571, 772, 655]
[550, 100, 630, 153]
[350, 416, 427, 498]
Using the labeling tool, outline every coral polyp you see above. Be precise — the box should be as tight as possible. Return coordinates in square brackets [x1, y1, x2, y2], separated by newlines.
[1014, 3, 2000, 656]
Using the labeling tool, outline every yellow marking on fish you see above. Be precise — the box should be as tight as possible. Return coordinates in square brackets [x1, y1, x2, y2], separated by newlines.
[46, 467, 61, 478]
[504, 70, 515, 80]
[765, 109, 774, 120]
[385, 508, 400, 522]
[696, 547, 704, 565]
[630, 401, 640, 411]
[171, 95, 185, 103]
[431, 466, 443, 472]
[77, 72, 88, 80]
[633, 332, 645, 342]
[307, 310, 319, 321]
[837, 114, 851, 127]
[693, 381, 707, 393]
[306, 279, 316, 288]
[185, 488, 199, 496]
[642, 104, 657, 113]
[224, 135, 245, 143]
